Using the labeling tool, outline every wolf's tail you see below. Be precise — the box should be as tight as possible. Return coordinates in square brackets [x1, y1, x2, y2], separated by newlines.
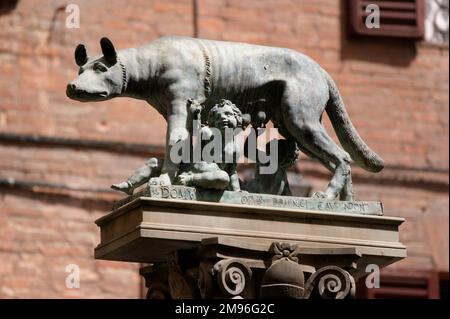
[324, 73, 384, 173]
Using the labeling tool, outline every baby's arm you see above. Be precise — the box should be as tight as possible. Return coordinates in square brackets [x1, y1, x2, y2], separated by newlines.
[178, 170, 230, 190]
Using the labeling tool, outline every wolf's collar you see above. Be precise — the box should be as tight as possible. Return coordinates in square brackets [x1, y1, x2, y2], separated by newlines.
[117, 57, 128, 94]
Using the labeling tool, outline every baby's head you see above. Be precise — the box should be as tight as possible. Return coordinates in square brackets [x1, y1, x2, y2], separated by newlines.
[208, 99, 245, 130]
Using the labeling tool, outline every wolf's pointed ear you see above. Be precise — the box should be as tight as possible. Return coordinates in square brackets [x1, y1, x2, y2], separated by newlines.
[100, 37, 117, 64]
[74, 44, 89, 66]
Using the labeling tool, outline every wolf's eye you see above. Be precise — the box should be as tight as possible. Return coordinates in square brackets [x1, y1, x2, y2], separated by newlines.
[93, 62, 108, 72]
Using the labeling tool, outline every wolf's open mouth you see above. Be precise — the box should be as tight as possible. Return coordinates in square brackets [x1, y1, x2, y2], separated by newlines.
[66, 87, 108, 100]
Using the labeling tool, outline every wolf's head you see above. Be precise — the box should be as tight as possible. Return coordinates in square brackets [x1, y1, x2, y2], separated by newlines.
[66, 37, 126, 102]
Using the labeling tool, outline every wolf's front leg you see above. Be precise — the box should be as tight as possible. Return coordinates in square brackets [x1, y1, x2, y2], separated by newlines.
[151, 98, 191, 186]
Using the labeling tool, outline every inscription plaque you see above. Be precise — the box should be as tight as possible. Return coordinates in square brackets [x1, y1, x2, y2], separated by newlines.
[112, 185, 383, 216]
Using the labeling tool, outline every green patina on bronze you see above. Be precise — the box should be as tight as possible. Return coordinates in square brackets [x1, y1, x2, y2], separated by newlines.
[68, 36, 385, 202]
[112, 185, 383, 216]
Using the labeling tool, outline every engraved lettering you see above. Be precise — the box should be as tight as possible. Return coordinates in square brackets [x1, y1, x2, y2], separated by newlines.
[161, 186, 169, 198]
[317, 201, 325, 210]
[256, 196, 263, 205]
[170, 188, 178, 198]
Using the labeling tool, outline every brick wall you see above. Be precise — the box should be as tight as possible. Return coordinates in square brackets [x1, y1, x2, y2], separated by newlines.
[0, 0, 448, 298]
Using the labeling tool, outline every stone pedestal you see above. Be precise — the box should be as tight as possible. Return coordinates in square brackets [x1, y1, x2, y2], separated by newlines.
[94, 193, 406, 299]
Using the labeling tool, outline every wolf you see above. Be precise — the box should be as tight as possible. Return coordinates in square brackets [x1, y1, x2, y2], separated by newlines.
[66, 36, 384, 200]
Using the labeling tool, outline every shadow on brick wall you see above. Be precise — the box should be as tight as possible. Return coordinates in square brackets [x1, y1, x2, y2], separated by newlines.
[339, 0, 417, 67]
[0, 0, 19, 15]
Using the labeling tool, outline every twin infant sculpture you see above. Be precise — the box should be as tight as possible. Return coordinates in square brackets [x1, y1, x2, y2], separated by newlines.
[66, 36, 385, 201]
[111, 98, 298, 196]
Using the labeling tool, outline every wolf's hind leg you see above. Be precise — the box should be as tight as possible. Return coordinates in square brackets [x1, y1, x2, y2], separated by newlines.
[284, 119, 351, 200]
[339, 173, 354, 201]
[296, 142, 354, 200]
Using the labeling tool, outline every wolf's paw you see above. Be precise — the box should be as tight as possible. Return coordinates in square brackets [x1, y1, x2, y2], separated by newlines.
[177, 173, 193, 186]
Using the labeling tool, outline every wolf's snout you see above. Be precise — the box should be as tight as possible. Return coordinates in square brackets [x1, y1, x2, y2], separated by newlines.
[66, 83, 76, 97]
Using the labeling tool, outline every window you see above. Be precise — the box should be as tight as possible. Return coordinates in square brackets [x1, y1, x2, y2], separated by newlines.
[349, 0, 425, 39]
[357, 270, 443, 299]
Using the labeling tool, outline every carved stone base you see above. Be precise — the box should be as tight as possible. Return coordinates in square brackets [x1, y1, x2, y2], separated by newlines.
[139, 240, 360, 299]
[94, 197, 406, 299]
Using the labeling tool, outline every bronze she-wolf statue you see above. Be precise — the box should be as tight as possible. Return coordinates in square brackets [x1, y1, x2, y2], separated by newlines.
[66, 36, 384, 201]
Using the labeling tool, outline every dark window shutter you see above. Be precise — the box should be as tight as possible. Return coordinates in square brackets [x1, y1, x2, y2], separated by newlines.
[357, 270, 441, 299]
[349, 0, 425, 39]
